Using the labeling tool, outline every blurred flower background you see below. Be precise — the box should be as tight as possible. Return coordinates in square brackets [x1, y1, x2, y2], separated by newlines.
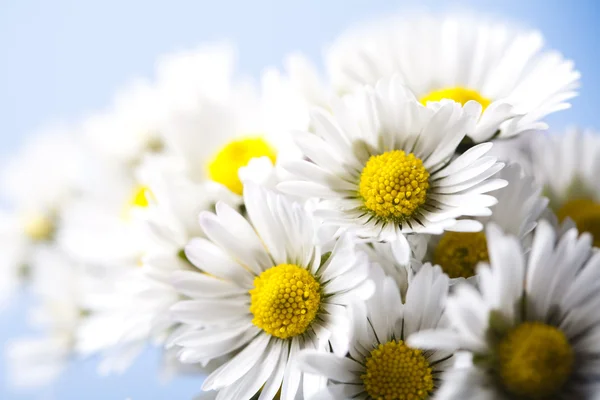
[1, 0, 599, 399]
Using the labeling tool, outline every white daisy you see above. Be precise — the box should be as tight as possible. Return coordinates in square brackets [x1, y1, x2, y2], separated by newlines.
[424, 163, 548, 280]
[6, 247, 85, 387]
[409, 221, 600, 399]
[530, 128, 600, 247]
[279, 77, 507, 241]
[327, 14, 580, 143]
[157, 48, 304, 202]
[56, 154, 150, 268]
[297, 262, 454, 399]
[0, 128, 83, 306]
[170, 184, 373, 400]
[82, 43, 237, 168]
[73, 156, 234, 374]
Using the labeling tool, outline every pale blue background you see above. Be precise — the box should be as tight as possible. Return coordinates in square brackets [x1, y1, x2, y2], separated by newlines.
[0, 0, 599, 399]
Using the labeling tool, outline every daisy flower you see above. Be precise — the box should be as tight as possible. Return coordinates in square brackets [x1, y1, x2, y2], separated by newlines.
[279, 77, 507, 241]
[82, 43, 237, 168]
[7, 247, 86, 387]
[158, 48, 304, 202]
[327, 14, 580, 143]
[0, 128, 83, 306]
[170, 184, 373, 400]
[530, 128, 600, 247]
[424, 163, 547, 280]
[409, 221, 600, 399]
[297, 262, 454, 400]
[73, 156, 237, 374]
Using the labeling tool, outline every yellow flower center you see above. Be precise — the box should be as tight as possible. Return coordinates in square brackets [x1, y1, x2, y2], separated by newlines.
[122, 185, 152, 220]
[358, 150, 430, 221]
[362, 340, 434, 400]
[433, 231, 489, 279]
[498, 322, 574, 399]
[420, 87, 491, 111]
[249, 263, 320, 339]
[208, 137, 277, 195]
[129, 185, 152, 208]
[556, 198, 600, 247]
[23, 212, 54, 241]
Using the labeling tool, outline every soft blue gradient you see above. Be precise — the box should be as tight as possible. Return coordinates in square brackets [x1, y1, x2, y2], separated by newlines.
[0, 0, 599, 399]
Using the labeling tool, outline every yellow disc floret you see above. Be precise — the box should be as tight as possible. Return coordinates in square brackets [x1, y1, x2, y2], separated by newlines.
[556, 198, 600, 247]
[362, 340, 434, 400]
[497, 322, 574, 399]
[208, 137, 277, 195]
[420, 87, 492, 111]
[23, 212, 54, 241]
[129, 185, 152, 208]
[433, 231, 489, 279]
[249, 263, 320, 339]
[122, 185, 153, 220]
[359, 150, 430, 221]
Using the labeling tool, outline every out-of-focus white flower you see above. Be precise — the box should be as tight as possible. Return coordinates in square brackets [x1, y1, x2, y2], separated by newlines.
[6, 248, 86, 388]
[327, 14, 580, 142]
[158, 50, 305, 201]
[530, 128, 600, 247]
[73, 156, 237, 375]
[0, 128, 84, 307]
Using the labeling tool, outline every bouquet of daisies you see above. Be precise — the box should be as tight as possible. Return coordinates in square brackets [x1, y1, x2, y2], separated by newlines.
[2, 13, 599, 400]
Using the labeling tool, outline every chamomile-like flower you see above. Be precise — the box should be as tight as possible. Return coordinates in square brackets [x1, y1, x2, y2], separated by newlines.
[0, 128, 83, 306]
[530, 128, 600, 247]
[425, 163, 547, 280]
[280, 77, 506, 241]
[170, 185, 373, 400]
[297, 263, 454, 400]
[6, 248, 86, 387]
[158, 49, 303, 201]
[73, 157, 220, 374]
[409, 222, 600, 399]
[327, 14, 580, 143]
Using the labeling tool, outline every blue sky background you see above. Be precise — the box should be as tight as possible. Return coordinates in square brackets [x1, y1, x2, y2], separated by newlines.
[0, 0, 599, 399]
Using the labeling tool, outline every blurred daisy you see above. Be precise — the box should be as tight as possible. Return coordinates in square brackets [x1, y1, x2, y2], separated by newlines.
[425, 163, 547, 280]
[57, 155, 150, 268]
[530, 128, 600, 247]
[83, 43, 237, 168]
[409, 222, 600, 399]
[0, 129, 82, 306]
[279, 78, 506, 241]
[7, 248, 85, 387]
[158, 48, 303, 201]
[74, 157, 234, 374]
[297, 262, 453, 400]
[170, 185, 373, 400]
[327, 14, 580, 143]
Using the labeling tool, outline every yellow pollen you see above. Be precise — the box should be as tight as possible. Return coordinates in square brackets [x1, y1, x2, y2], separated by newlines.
[23, 212, 54, 241]
[358, 150, 430, 221]
[497, 322, 574, 399]
[362, 340, 434, 400]
[249, 263, 320, 339]
[208, 136, 277, 195]
[556, 198, 600, 247]
[433, 231, 489, 279]
[420, 87, 492, 111]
